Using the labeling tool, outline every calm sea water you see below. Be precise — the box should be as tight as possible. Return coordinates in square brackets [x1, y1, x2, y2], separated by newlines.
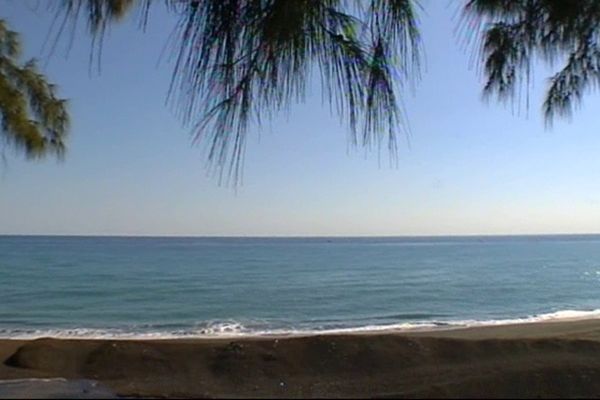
[1, 235, 600, 338]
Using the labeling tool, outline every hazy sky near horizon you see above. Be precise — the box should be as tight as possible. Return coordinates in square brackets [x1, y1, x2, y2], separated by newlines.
[2, 1, 600, 236]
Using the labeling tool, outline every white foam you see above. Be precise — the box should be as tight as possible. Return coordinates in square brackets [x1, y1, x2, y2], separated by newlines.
[450, 309, 600, 328]
[2, 309, 600, 340]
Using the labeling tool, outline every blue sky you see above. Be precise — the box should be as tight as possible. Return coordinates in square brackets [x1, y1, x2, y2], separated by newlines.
[2, 1, 600, 236]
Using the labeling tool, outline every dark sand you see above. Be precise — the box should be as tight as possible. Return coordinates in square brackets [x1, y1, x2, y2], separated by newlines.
[4, 319, 600, 398]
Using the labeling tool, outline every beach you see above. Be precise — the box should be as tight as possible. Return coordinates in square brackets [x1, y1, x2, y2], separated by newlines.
[3, 318, 600, 398]
[4, 236, 600, 398]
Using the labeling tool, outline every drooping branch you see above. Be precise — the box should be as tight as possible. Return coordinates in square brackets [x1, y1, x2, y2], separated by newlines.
[51, 0, 422, 184]
[0, 20, 69, 159]
[464, 0, 600, 124]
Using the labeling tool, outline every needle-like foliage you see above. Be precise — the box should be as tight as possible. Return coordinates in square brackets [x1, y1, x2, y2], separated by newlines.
[52, 0, 422, 183]
[0, 20, 69, 159]
[462, 0, 600, 126]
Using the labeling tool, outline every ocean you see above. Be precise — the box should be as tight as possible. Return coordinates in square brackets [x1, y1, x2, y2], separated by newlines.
[1, 235, 600, 339]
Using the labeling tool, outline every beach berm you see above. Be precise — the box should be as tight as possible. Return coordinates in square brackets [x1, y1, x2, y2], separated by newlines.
[3, 318, 600, 398]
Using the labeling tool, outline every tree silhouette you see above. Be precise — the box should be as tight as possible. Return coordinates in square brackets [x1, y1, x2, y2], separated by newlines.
[7, 1, 600, 180]
[0, 19, 69, 159]
[463, 0, 600, 125]
[51, 0, 422, 182]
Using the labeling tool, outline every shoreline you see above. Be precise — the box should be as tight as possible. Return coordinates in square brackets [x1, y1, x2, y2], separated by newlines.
[4, 318, 600, 398]
[2, 311, 600, 341]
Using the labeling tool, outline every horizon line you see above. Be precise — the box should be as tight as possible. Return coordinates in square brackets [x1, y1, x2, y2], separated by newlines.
[2, 232, 600, 239]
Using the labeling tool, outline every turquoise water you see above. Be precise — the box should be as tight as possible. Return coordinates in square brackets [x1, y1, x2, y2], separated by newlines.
[1, 235, 600, 338]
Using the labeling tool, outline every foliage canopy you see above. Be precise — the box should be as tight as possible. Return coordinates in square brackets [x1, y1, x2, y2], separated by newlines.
[3, 1, 600, 181]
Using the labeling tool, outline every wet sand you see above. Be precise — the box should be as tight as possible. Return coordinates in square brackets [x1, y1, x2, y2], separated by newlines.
[4, 319, 600, 398]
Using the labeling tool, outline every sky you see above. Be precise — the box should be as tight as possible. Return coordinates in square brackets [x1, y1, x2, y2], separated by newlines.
[2, 1, 600, 236]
